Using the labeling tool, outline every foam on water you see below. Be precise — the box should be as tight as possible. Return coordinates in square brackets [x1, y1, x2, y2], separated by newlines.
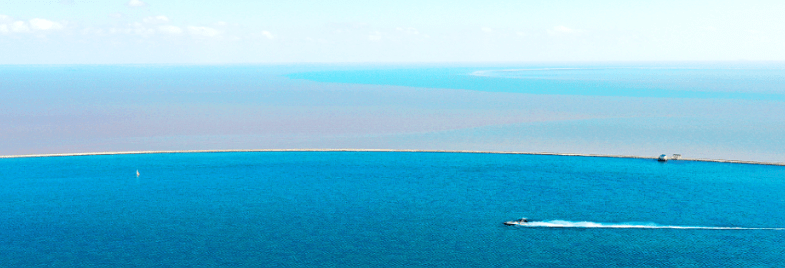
[516, 220, 784, 230]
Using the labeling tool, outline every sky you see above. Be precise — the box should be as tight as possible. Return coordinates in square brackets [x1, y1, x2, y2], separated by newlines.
[1, 0, 784, 64]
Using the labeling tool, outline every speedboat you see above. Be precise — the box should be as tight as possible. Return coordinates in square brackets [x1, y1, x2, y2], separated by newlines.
[504, 218, 529, 226]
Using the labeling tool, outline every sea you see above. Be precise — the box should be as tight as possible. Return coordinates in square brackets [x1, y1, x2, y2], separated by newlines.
[1, 152, 784, 267]
[2, 63, 785, 266]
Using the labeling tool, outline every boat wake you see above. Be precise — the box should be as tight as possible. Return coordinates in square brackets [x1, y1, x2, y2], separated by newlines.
[516, 220, 784, 230]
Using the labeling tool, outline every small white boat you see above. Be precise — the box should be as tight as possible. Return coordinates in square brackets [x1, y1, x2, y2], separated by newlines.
[658, 154, 668, 162]
[504, 218, 529, 226]
[136, 170, 140, 177]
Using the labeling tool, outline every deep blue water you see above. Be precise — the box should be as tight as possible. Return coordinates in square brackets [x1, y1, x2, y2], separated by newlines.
[2, 152, 784, 267]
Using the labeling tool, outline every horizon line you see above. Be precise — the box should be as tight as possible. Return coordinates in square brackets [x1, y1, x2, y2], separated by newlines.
[1, 149, 783, 167]
[2, 60, 785, 66]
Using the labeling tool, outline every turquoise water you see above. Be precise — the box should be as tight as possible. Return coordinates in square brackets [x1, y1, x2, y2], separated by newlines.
[2, 152, 784, 267]
[286, 64, 785, 100]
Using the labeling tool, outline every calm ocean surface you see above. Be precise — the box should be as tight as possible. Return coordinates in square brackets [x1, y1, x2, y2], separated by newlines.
[2, 152, 784, 267]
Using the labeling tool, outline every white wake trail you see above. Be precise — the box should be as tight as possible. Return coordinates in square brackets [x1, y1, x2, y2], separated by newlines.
[518, 220, 784, 230]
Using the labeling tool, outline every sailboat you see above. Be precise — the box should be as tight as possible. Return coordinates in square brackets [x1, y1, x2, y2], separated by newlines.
[136, 170, 140, 177]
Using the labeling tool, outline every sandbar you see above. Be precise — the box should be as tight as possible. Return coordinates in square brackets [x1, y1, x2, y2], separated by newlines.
[1, 149, 783, 167]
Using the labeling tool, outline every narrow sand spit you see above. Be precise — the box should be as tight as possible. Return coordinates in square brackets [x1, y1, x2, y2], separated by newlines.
[1, 149, 783, 166]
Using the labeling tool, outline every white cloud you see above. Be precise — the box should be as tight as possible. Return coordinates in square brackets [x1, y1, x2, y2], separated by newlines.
[0, 15, 35, 34]
[481, 27, 493, 33]
[128, 22, 154, 36]
[158, 25, 182, 34]
[188, 26, 220, 37]
[29, 18, 63, 30]
[81, 27, 105, 35]
[548, 25, 582, 36]
[10, 21, 30, 33]
[143, 16, 169, 24]
[261, 30, 274, 39]
[396, 27, 420, 35]
[0, 16, 64, 34]
[368, 31, 381, 41]
[554, 26, 575, 33]
[0, 15, 11, 33]
[127, 0, 146, 7]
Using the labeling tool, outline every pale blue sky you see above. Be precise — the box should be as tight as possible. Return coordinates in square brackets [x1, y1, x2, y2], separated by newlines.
[1, 0, 784, 63]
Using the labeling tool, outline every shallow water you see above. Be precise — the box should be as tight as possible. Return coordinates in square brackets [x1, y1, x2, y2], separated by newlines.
[2, 152, 784, 267]
[3, 64, 785, 163]
[287, 63, 785, 100]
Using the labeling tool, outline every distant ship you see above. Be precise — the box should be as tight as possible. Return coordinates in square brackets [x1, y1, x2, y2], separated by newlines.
[136, 170, 140, 177]
[658, 154, 668, 162]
